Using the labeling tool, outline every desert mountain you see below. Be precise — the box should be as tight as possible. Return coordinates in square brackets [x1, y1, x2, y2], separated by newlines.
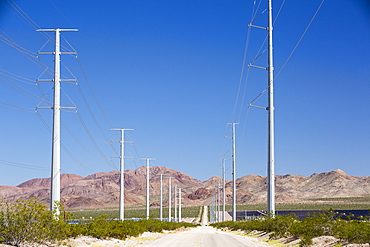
[0, 167, 369, 209]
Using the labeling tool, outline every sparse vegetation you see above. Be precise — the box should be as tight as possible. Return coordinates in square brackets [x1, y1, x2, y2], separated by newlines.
[222, 198, 370, 211]
[0, 198, 69, 246]
[69, 205, 202, 219]
[67, 216, 196, 240]
[0, 199, 198, 246]
[211, 210, 370, 246]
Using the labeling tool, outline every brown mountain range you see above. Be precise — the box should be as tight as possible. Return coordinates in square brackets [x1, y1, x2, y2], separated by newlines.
[0, 166, 369, 209]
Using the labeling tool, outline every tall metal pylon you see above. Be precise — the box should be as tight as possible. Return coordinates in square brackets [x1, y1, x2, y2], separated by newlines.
[222, 158, 226, 222]
[174, 184, 177, 221]
[36, 28, 78, 213]
[267, 0, 275, 215]
[112, 128, 133, 220]
[217, 177, 221, 222]
[178, 188, 182, 222]
[141, 158, 155, 220]
[158, 173, 165, 221]
[248, 0, 275, 215]
[167, 177, 174, 221]
[227, 123, 238, 221]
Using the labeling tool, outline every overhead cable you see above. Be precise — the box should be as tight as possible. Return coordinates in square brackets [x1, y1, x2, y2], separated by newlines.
[0, 159, 48, 170]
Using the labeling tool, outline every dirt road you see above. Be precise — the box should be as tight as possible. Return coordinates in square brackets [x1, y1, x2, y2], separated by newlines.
[142, 226, 268, 247]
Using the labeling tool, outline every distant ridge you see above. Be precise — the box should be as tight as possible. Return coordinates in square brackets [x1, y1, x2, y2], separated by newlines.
[0, 167, 369, 209]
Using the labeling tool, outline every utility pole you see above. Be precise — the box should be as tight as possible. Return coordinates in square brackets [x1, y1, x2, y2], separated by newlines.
[158, 174, 164, 221]
[222, 158, 226, 222]
[248, 0, 276, 216]
[174, 184, 177, 222]
[111, 129, 133, 220]
[178, 188, 182, 222]
[267, 0, 275, 215]
[210, 196, 214, 223]
[227, 123, 238, 221]
[141, 158, 155, 220]
[217, 177, 221, 223]
[36, 28, 77, 214]
[167, 177, 173, 221]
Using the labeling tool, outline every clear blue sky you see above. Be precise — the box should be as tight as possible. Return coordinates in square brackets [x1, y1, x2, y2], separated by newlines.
[0, 0, 369, 186]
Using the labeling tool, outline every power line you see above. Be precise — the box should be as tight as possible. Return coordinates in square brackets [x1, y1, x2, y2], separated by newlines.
[0, 77, 49, 104]
[0, 68, 35, 85]
[76, 80, 119, 156]
[230, 0, 256, 123]
[0, 101, 35, 113]
[5, 0, 73, 52]
[6, 0, 39, 30]
[75, 112, 117, 170]
[231, 0, 288, 124]
[61, 119, 108, 163]
[76, 58, 116, 132]
[246, 0, 326, 111]
[35, 111, 94, 174]
[48, 0, 76, 28]
[126, 134, 145, 167]
[0, 31, 37, 57]
[0, 30, 55, 75]
[0, 159, 48, 170]
[4, 0, 129, 175]
[274, 0, 325, 80]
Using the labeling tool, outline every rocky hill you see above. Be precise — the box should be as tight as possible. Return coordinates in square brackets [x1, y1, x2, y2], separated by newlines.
[0, 167, 369, 209]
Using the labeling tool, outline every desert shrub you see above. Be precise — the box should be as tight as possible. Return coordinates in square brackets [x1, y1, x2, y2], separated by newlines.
[299, 236, 313, 246]
[0, 199, 199, 245]
[212, 214, 296, 237]
[289, 210, 336, 241]
[212, 210, 370, 245]
[66, 218, 196, 240]
[333, 219, 370, 244]
[0, 198, 68, 246]
[139, 220, 195, 233]
[268, 214, 296, 238]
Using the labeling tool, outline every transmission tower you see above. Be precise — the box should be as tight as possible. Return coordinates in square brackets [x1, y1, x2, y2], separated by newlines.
[249, 0, 276, 214]
[267, 0, 276, 215]
[141, 158, 155, 220]
[222, 158, 226, 222]
[178, 187, 182, 222]
[167, 177, 174, 221]
[36, 28, 77, 213]
[227, 123, 238, 221]
[158, 173, 165, 221]
[112, 128, 133, 220]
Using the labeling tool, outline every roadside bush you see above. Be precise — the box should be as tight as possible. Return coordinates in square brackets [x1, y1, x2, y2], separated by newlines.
[333, 219, 370, 244]
[65, 217, 197, 240]
[268, 214, 296, 238]
[0, 198, 68, 246]
[289, 210, 336, 246]
[211, 210, 370, 246]
[212, 214, 296, 237]
[0, 199, 199, 245]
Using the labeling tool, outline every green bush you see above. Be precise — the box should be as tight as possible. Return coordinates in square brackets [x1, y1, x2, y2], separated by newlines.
[289, 211, 336, 240]
[211, 210, 370, 245]
[0, 199, 198, 246]
[333, 219, 370, 244]
[66, 218, 195, 240]
[0, 198, 68, 246]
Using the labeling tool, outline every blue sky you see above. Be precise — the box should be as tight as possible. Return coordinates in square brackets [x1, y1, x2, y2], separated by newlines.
[0, 0, 369, 186]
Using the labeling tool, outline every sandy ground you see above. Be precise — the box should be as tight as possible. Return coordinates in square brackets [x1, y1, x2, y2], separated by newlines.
[245, 230, 370, 247]
[64, 231, 169, 247]
[0, 228, 369, 247]
[0, 210, 368, 247]
[0, 230, 172, 247]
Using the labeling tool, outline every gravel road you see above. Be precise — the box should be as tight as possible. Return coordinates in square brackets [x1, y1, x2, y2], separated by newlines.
[142, 226, 268, 247]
